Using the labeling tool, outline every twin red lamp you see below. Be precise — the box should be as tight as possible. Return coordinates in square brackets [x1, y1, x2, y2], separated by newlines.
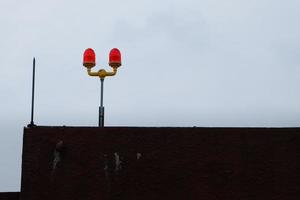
[83, 48, 122, 127]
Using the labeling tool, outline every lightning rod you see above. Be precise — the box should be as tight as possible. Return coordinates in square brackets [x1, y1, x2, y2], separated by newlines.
[28, 57, 36, 127]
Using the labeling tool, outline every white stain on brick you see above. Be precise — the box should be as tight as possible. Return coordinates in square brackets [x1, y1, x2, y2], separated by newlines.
[137, 153, 142, 160]
[114, 152, 122, 172]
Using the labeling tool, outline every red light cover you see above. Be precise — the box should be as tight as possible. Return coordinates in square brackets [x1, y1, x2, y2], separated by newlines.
[83, 48, 96, 66]
[109, 48, 121, 66]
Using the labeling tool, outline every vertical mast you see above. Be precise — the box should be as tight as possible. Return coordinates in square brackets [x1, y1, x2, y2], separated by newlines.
[28, 57, 36, 127]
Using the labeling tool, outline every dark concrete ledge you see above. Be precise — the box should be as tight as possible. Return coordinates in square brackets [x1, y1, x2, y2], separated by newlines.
[0, 192, 19, 200]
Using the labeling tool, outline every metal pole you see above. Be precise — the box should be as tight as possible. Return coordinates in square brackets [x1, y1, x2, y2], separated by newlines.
[99, 78, 105, 127]
[29, 57, 36, 127]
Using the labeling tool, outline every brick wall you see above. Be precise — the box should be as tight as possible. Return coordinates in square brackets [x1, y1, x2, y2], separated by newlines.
[20, 127, 300, 200]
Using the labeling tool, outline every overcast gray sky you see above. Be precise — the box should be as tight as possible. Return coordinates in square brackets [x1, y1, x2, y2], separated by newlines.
[1, 0, 300, 191]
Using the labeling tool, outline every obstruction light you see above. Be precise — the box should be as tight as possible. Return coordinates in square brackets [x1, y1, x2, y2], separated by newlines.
[83, 48, 96, 68]
[82, 47, 123, 127]
[109, 48, 122, 68]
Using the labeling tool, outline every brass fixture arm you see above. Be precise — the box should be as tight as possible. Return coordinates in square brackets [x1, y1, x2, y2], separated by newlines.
[87, 67, 118, 80]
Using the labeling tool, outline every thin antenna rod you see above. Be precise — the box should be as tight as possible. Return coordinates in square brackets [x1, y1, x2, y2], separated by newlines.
[28, 57, 36, 127]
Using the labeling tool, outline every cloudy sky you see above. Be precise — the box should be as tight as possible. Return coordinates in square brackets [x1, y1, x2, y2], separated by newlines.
[1, 0, 300, 191]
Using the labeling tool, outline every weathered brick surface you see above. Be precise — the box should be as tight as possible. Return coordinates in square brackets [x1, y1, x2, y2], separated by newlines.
[20, 127, 300, 200]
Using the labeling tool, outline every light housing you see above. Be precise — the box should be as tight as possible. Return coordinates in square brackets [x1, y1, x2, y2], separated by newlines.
[109, 48, 121, 68]
[83, 48, 96, 68]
